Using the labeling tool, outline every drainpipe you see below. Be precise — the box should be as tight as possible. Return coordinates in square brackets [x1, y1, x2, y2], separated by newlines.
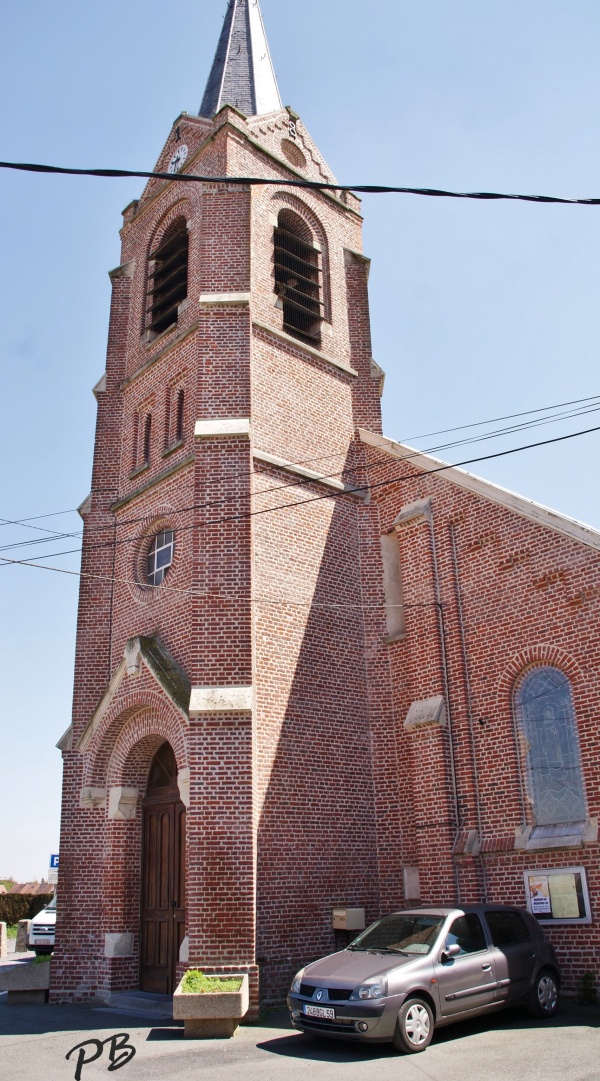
[449, 523, 489, 901]
[428, 513, 462, 904]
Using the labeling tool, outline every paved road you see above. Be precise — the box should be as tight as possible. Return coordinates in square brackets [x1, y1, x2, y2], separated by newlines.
[1, 996, 598, 1081]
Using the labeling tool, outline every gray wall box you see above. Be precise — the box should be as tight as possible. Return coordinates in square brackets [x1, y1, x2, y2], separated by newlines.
[403, 867, 421, 901]
[332, 908, 366, 930]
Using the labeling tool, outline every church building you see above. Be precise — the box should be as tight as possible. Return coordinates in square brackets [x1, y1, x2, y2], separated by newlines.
[53, 0, 600, 1009]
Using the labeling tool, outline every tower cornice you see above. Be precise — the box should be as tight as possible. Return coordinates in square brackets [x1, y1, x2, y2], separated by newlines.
[122, 112, 361, 230]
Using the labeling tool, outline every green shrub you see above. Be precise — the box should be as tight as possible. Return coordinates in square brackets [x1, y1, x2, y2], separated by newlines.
[0, 894, 53, 926]
[181, 970, 242, 994]
[32, 953, 52, 965]
[6, 925, 18, 939]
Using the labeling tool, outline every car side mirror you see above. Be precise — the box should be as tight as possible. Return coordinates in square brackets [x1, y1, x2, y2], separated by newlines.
[441, 943, 461, 962]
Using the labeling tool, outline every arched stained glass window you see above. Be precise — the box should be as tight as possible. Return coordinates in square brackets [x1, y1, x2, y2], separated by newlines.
[514, 667, 586, 826]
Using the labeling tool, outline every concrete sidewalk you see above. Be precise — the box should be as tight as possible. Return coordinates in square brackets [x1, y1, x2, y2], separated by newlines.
[1, 995, 599, 1081]
[1, 940, 36, 964]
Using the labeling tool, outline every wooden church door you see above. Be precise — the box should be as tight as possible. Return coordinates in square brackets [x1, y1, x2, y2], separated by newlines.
[140, 741, 186, 993]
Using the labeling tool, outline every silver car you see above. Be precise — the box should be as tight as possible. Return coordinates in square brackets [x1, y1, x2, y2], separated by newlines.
[288, 905, 560, 1053]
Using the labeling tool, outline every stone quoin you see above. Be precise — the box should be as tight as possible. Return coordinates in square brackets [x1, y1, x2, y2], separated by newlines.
[52, 0, 600, 1009]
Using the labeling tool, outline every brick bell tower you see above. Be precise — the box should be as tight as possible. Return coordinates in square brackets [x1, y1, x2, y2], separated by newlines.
[53, 0, 386, 1009]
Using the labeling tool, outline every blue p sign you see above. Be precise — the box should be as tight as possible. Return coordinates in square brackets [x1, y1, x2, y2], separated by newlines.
[50, 854, 59, 869]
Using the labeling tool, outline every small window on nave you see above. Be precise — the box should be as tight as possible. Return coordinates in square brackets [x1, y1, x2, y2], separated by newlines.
[274, 209, 323, 346]
[148, 220, 189, 336]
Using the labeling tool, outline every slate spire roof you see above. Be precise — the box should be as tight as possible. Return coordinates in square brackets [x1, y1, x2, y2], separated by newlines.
[199, 0, 283, 119]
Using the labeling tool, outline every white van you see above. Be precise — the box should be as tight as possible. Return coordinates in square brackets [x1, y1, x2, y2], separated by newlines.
[27, 893, 56, 955]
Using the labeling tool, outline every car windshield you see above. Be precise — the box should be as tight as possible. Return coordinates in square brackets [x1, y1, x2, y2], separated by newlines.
[349, 913, 445, 955]
[46, 893, 57, 912]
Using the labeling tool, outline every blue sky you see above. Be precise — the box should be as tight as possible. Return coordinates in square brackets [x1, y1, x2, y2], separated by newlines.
[1, 0, 600, 880]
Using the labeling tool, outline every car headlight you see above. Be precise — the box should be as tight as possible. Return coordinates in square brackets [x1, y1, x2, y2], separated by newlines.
[291, 968, 305, 993]
[350, 977, 388, 1000]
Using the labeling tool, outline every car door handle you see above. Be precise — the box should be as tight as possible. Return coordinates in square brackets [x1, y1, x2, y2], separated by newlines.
[482, 964, 492, 971]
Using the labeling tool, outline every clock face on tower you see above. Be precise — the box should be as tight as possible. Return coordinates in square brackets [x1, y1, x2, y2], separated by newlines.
[167, 144, 189, 174]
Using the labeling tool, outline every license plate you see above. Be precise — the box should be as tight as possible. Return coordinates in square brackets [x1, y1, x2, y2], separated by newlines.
[35, 938, 53, 945]
[303, 1004, 335, 1019]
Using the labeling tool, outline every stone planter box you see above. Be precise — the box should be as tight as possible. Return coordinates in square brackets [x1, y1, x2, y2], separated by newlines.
[0, 960, 50, 1004]
[173, 973, 249, 1038]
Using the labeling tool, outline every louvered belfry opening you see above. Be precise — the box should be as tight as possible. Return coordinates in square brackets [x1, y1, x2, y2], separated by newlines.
[274, 210, 322, 345]
[148, 220, 189, 335]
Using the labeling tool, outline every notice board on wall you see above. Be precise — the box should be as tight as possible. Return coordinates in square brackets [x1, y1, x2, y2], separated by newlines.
[524, 867, 591, 924]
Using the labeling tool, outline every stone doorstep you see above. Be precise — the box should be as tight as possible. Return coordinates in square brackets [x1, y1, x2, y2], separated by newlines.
[106, 992, 174, 1019]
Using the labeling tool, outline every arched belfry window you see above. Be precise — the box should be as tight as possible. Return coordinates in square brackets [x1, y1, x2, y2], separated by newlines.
[148, 219, 189, 335]
[514, 667, 586, 826]
[274, 209, 323, 345]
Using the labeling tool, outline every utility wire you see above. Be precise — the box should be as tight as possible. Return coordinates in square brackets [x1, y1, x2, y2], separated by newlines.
[2, 394, 599, 552]
[2, 393, 596, 536]
[2, 403, 599, 557]
[0, 552, 444, 611]
[2, 405, 600, 556]
[2, 419, 600, 570]
[2, 160, 600, 206]
[401, 393, 600, 442]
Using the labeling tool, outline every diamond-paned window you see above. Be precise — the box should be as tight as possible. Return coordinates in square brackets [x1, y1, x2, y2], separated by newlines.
[146, 530, 175, 586]
[515, 666, 586, 825]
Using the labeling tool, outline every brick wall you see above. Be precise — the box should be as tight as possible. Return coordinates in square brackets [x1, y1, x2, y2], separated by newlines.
[52, 99, 600, 1010]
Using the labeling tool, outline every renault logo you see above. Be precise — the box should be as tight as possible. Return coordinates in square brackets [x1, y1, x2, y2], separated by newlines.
[315, 989, 324, 1001]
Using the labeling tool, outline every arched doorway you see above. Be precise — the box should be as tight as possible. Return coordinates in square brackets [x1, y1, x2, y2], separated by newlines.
[140, 741, 186, 993]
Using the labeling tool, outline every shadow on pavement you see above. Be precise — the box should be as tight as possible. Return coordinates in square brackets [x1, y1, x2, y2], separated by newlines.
[1, 996, 598, 1052]
[257, 1003, 600, 1062]
[0, 997, 182, 1038]
[146, 1025, 186, 1041]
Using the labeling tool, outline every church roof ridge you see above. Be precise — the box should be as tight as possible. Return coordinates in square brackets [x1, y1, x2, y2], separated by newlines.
[199, 0, 283, 120]
[357, 428, 600, 552]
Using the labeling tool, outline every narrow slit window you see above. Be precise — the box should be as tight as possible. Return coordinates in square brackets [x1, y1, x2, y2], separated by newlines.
[274, 210, 322, 345]
[132, 413, 139, 470]
[143, 414, 152, 465]
[148, 221, 188, 335]
[175, 388, 185, 442]
[163, 390, 171, 449]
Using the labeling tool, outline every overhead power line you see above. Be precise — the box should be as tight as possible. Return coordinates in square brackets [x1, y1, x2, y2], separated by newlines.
[2, 400, 600, 558]
[2, 418, 600, 571]
[2, 159, 600, 206]
[2, 393, 599, 550]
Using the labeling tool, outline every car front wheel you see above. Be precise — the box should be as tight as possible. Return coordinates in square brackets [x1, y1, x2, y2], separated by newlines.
[393, 997, 434, 1053]
[528, 969, 560, 1018]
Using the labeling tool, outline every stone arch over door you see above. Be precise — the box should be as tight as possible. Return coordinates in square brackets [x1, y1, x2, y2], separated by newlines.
[96, 711, 188, 997]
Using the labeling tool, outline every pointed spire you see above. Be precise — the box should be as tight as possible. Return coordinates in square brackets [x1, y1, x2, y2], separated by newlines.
[199, 0, 283, 119]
